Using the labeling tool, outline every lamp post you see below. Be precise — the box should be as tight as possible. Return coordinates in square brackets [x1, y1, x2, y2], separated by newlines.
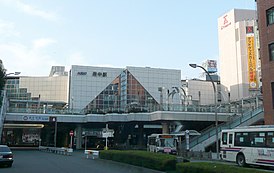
[189, 63, 219, 159]
[6, 72, 21, 76]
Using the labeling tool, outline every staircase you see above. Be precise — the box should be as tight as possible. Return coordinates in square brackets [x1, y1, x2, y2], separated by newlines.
[188, 106, 264, 151]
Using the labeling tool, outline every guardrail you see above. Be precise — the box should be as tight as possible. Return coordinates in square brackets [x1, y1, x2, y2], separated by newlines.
[39, 146, 73, 156]
[84, 150, 99, 159]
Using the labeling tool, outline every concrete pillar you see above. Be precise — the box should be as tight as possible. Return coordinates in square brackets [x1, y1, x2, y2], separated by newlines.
[75, 126, 82, 149]
[162, 122, 169, 134]
[137, 124, 144, 146]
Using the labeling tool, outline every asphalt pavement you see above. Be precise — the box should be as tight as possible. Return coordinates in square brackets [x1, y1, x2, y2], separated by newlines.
[1, 150, 165, 173]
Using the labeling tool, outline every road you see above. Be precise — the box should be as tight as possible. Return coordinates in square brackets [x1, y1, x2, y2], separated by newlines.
[1, 150, 164, 173]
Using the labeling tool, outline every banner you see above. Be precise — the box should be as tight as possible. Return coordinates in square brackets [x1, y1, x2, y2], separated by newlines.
[207, 60, 217, 73]
[246, 36, 258, 90]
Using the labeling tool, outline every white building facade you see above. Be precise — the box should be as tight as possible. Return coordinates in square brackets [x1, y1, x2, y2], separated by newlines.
[69, 66, 181, 113]
[181, 79, 220, 106]
[218, 9, 261, 102]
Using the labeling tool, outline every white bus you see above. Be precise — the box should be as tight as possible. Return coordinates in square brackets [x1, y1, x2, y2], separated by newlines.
[221, 125, 274, 167]
[147, 134, 178, 155]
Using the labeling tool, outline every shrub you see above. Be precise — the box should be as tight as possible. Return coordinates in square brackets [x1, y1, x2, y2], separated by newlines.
[100, 150, 177, 171]
[176, 162, 269, 173]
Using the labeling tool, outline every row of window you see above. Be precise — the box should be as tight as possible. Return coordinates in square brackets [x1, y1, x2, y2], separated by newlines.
[222, 131, 274, 148]
[267, 7, 274, 61]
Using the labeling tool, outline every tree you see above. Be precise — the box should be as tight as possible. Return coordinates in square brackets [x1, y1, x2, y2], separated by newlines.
[0, 60, 6, 91]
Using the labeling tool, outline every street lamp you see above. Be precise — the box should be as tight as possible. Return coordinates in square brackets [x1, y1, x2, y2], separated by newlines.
[189, 63, 219, 159]
[6, 72, 21, 76]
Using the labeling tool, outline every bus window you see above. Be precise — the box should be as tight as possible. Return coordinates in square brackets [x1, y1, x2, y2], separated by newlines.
[250, 132, 266, 147]
[234, 132, 250, 147]
[222, 132, 228, 145]
[229, 134, 233, 144]
[266, 132, 274, 147]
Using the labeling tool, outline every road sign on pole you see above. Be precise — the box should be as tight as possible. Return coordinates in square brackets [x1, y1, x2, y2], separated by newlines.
[69, 130, 74, 136]
[69, 130, 74, 148]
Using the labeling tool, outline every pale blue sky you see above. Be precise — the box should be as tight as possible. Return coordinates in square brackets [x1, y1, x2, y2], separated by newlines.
[0, 0, 255, 78]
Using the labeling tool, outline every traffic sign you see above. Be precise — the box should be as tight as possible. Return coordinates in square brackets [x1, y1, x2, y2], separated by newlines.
[102, 131, 114, 138]
[69, 130, 74, 136]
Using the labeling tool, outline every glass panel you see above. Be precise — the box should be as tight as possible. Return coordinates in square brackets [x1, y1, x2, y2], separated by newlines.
[267, 7, 274, 25]
[83, 70, 160, 114]
[269, 43, 274, 61]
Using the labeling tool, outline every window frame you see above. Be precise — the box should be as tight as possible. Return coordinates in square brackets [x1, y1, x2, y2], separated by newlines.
[271, 82, 274, 109]
[267, 7, 274, 26]
[269, 43, 274, 61]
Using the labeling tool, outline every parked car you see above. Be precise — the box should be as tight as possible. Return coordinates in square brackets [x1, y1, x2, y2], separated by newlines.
[0, 145, 13, 167]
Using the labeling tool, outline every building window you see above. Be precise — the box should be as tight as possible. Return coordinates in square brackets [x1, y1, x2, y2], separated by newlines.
[269, 43, 274, 61]
[267, 7, 274, 26]
[272, 82, 274, 109]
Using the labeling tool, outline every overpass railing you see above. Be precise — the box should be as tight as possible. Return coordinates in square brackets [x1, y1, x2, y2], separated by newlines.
[187, 106, 264, 150]
[7, 103, 253, 115]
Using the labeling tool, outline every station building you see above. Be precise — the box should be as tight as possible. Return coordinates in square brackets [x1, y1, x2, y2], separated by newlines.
[3, 65, 183, 147]
[69, 65, 181, 114]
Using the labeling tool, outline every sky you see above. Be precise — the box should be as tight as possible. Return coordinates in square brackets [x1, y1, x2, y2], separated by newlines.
[0, 0, 256, 79]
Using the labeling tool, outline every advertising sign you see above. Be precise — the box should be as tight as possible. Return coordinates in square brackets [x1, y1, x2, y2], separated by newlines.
[207, 60, 217, 73]
[22, 115, 49, 122]
[246, 35, 258, 90]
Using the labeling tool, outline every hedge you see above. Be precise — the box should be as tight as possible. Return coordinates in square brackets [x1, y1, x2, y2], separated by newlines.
[176, 162, 269, 173]
[99, 150, 177, 171]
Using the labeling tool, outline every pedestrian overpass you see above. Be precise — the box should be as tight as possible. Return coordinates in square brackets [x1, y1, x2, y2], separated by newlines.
[0, 91, 264, 150]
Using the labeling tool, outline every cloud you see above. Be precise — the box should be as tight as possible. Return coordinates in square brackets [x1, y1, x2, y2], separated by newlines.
[0, 19, 20, 37]
[0, 38, 58, 76]
[33, 38, 57, 49]
[1, 0, 58, 21]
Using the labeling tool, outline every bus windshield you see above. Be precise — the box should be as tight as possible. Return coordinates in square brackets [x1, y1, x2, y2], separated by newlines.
[159, 138, 175, 148]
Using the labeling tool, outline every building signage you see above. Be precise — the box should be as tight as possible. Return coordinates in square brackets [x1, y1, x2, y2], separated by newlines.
[246, 26, 254, 34]
[207, 60, 217, 73]
[221, 15, 231, 30]
[92, 72, 107, 77]
[22, 115, 49, 122]
[77, 72, 87, 75]
[246, 35, 258, 90]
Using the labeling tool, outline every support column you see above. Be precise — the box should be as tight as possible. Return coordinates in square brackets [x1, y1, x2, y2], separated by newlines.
[75, 126, 82, 149]
[137, 124, 144, 146]
[162, 122, 169, 134]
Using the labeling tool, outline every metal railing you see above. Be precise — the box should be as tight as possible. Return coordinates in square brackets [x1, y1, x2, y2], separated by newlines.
[39, 146, 73, 156]
[7, 102, 253, 115]
[187, 106, 264, 150]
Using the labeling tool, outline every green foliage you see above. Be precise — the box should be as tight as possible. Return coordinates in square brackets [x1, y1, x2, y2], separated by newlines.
[176, 162, 269, 173]
[0, 60, 6, 91]
[100, 150, 177, 171]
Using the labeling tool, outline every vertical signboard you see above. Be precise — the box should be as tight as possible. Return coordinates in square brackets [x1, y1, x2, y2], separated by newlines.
[246, 26, 258, 90]
[207, 60, 217, 73]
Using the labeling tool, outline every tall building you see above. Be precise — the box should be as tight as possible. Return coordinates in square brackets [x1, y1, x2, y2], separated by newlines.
[218, 9, 261, 102]
[256, 0, 274, 124]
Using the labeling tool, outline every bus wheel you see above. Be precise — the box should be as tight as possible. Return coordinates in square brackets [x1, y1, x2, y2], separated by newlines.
[236, 154, 246, 167]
